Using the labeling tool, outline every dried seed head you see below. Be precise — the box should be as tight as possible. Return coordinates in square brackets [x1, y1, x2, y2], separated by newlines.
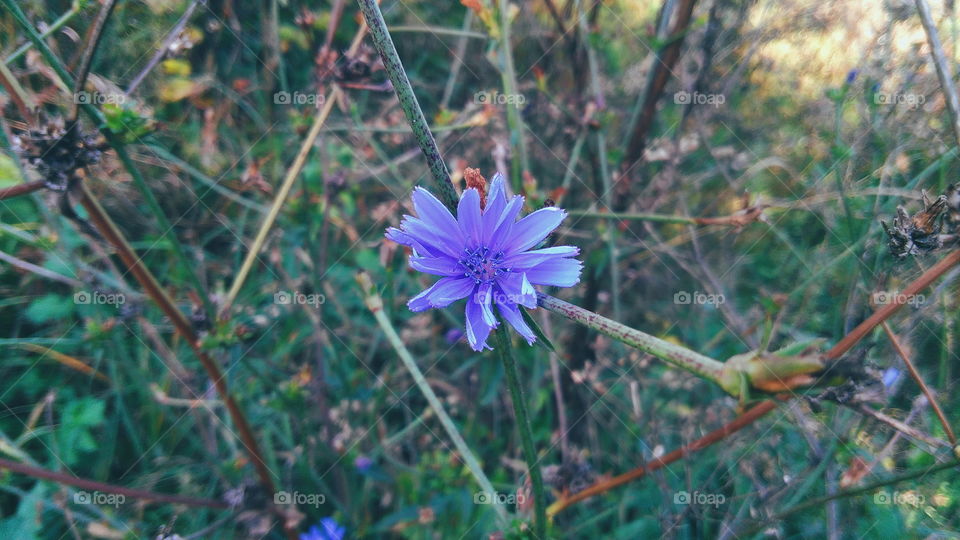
[463, 167, 487, 209]
[882, 194, 948, 258]
[17, 118, 105, 191]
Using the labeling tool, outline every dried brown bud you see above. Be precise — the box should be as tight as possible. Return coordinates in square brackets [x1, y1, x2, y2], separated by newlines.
[463, 167, 487, 209]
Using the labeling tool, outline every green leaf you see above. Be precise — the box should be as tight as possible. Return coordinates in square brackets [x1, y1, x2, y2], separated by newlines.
[521, 308, 555, 352]
[25, 294, 75, 324]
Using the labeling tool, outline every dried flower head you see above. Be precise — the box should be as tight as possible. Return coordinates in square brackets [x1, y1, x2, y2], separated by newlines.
[882, 192, 948, 258]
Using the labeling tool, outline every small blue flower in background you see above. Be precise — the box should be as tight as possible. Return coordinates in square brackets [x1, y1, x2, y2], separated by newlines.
[386, 173, 582, 351]
[845, 69, 858, 85]
[353, 455, 373, 472]
[444, 328, 464, 344]
[882, 367, 901, 389]
[300, 517, 345, 540]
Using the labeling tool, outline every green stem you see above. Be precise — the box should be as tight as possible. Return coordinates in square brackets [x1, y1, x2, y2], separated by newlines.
[537, 292, 734, 391]
[356, 0, 460, 212]
[494, 325, 546, 538]
[4, 4, 81, 65]
[357, 273, 509, 527]
[498, 0, 529, 190]
[568, 210, 698, 224]
[2, 0, 216, 321]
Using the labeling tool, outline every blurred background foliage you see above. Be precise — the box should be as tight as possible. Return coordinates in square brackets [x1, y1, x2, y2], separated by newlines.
[1, 0, 960, 538]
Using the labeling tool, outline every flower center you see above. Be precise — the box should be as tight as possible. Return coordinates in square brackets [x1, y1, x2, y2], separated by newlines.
[459, 246, 508, 284]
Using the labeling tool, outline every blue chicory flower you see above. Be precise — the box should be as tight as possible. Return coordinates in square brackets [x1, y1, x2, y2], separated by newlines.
[386, 173, 582, 351]
[300, 517, 345, 540]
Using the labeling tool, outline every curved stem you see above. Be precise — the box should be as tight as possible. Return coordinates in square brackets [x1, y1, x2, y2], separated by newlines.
[494, 325, 546, 538]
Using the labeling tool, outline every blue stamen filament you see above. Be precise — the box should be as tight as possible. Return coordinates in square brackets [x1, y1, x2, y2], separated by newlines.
[459, 246, 509, 284]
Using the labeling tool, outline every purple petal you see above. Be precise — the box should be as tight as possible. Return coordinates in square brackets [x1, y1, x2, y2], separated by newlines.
[496, 272, 537, 308]
[504, 207, 567, 253]
[481, 182, 507, 244]
[497, 302, 536, 345]
[410, 255, 463, 276]
[503, 246, 579, 269]
[524, 258, 582, 287]
[488, 195, 524, 249]
[471, 282, 498, 326]
[458, 188, 483, 247]
[407, 277, 476, 311]
[412, 187, 464, 243]
[465, 298, 494, 351]
[399, 216, 463, 258]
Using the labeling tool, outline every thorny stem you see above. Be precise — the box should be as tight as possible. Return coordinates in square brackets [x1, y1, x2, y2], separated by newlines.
[356, 0, 460, 212]
[494, 325, 547, 538]
[357, 273, 509, 527]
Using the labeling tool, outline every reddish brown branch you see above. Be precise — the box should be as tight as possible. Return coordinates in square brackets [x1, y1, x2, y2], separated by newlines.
[619, 0, 698, 194]
[881, 321, 957, 445]
[548, 249, 960, 515]
[0, 180, 45, 200]
[75, 184, 292, 537]
[0, 457, 228, 509]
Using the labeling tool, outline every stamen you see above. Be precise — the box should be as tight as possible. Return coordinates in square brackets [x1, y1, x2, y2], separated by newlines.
[459, 245, 506, 284]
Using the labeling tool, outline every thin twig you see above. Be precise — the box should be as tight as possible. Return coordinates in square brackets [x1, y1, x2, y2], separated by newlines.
[915, 0, 960, 148]
[356, 0, 460, 211]
[219, 25, 368, 318]
[3, 0, 216, 319]
[357, 272, 509, 527]
[125, 0, 203, 95]
[0, 249, 82, 287]
[619, 0, 698, 198]
[857, 404, 951, 450]
[545, 249, 960, 514]
[69, 0, 118, 123]
[881, 321, 957, 445]
[0, 457, 229, 509]
[0, 180, 46, 201]
[73, 182, 293, 539]
[4, 5, 82, 65]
